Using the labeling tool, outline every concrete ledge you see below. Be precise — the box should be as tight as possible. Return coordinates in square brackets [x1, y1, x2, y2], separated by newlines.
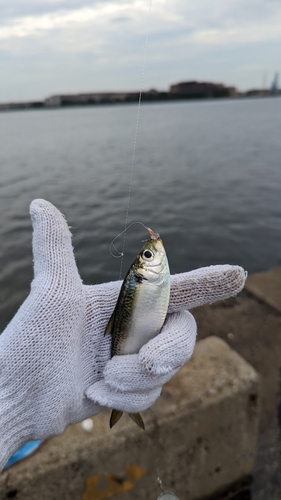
[0, 337, 260, 500]
[245, 266, 281, 313]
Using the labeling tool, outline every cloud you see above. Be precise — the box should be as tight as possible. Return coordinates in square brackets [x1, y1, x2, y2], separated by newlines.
[1, 0, 116, 22]
[0, 3, 133, 40]
[0, 1, 169, 45]
[2, 0, 281, 46]
[0, 0, 280, 100]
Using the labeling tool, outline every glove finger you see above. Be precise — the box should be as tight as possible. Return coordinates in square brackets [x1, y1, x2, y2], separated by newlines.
[30, 199, 81, 283]
[139, 310, 196, 375]
[101, 310, 195, 391]
[169, 265, 246, 312]
[88, 265, 245, 317]
[103, 354, 178, 392]
[85, 381, 161, 413]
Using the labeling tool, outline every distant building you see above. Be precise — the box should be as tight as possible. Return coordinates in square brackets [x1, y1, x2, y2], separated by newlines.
[169, 81, 236, 99]
[245, 89, 265, 97]
[0, 101, 43, 111]
[0, 79, 241, 113]
[44, 95, 62, 107]
[43, 82, 237, 108]
[44, 92, 130, 107]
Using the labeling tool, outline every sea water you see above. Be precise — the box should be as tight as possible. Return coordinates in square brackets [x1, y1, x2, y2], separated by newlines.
[0, 97, 280, 330]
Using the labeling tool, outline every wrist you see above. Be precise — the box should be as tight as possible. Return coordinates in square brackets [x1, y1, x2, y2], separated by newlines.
[0, 401, 34, 471]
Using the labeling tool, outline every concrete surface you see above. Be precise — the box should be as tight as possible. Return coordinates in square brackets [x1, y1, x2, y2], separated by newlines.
[193, 267, 281, 500]
[0, 337, 260, 500]
[245, 267, 281, 314]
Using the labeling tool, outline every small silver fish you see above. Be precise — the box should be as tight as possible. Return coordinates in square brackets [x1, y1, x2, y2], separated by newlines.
[105, 227, 170, 429]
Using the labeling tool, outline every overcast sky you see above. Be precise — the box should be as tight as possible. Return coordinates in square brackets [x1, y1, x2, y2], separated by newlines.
[1, 0, 281, 102]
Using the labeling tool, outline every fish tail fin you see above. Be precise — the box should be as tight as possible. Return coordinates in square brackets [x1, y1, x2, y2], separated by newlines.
[128, 412, 145, 430]
[110, 409, 123, 428]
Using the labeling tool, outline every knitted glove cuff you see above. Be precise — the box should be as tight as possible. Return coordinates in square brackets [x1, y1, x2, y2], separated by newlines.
[0, 399, 34, 470]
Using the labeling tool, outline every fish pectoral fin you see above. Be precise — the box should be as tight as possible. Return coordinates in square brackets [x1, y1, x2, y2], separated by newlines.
[110, 409, 123, 428]
[128, 412, 145, 430]
[134, 270, 147, 282]
[105, 311, 115, 336]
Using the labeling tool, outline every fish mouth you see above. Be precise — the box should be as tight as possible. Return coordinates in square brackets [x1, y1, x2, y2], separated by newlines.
[146, 227, 160, 240]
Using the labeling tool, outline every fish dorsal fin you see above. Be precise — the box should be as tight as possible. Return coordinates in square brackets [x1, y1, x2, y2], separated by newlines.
[104, 311, 115, 336]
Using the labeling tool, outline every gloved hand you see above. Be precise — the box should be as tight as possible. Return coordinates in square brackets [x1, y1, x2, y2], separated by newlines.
[0, 199, 246, 470]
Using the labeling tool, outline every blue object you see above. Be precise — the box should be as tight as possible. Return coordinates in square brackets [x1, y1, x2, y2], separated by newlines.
[4, 441, 41, 469]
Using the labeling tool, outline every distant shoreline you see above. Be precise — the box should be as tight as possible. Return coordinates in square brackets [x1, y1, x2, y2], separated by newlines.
[1, 79, 280, 112]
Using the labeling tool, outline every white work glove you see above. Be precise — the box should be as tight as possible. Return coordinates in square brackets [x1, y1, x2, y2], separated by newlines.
[0, 200, 246, 470]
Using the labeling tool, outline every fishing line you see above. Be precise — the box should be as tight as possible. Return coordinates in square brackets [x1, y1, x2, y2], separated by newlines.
[109, 2, 180, 496]
[110, 221, 149, 258]
[118, 0, 153, 280]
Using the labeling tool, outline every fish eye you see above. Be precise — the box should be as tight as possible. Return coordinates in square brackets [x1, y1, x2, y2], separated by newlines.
[143, 249, 153, 261]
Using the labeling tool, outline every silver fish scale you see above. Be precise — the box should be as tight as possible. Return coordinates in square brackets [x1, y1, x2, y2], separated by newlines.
[122, 280, 169, 354]
[109, 237, 170, 357]
[110, 269, 138, 356]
